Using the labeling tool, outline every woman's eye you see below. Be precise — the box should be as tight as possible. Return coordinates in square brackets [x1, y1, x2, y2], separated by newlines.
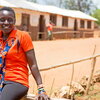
[0, 18, 5, 22]
[0, 18, 14, 23]
[8, 18, 13, 22]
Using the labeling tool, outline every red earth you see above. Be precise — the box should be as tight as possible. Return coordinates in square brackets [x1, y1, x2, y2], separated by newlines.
[28, 38, 100, 96]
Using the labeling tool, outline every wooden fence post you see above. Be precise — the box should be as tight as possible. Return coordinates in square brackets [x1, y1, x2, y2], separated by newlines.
[49, 78, 55, 97]
[85, 45, 96, 95]
[68, 64, 74, 95]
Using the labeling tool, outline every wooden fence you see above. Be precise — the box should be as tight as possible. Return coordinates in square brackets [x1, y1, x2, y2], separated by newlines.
[39, 54, 100, 72]
[39, 51, 100, 95]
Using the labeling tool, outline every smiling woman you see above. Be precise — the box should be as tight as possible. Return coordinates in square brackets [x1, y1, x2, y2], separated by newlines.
[0, 7, 50, 100]
[0, 8, 15, 39]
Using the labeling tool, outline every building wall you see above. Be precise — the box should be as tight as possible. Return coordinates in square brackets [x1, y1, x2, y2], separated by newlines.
[84, 20, 87, 29]
[13, 8, 95, 40]
[56, 15, 62, 27]
[91, 21, 94, 29]
[14, 8, 41, 40]
[45, 14, 50, 26]
[15, 13, 21, 25]
[68, 17, 75, 29]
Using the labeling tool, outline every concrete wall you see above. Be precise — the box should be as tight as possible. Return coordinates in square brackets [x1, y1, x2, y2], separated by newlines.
[68, 18, 75, 29]
[56, 15, 62, 27]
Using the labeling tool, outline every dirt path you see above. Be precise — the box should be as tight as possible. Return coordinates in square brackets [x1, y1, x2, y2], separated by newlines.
[28, 38, 100, 94]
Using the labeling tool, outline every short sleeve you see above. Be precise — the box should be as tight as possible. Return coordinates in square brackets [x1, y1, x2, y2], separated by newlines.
[20, 32, 34, 52]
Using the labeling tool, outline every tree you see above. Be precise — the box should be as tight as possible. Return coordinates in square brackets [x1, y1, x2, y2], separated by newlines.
[26, 0, 96, 14]
[44, 0, 64, 8]
[45, 0, 56, 6]
[63, 0, 97, 14]
[26, 0, 37, 3]
[92, 9, 100, 25]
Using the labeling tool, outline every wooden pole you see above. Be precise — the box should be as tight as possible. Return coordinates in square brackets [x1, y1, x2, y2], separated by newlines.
[49, 78, 55, 97]
[68, 64, 74, 96]
[39, 53, 100, 72]
[85, 45, 96, 95]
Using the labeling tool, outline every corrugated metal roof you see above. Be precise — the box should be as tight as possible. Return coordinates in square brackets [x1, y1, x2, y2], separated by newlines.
[0, 0, 97, 21]
[0, 0, 17, 7]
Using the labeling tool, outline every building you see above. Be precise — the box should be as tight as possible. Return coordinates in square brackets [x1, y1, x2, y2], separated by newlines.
[0, 0, 97, 40]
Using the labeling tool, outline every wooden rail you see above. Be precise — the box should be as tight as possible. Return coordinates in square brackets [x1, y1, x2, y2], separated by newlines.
[39, 54, 100, 72]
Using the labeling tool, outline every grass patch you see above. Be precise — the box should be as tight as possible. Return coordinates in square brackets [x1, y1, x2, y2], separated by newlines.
[75, 82, 100, 100]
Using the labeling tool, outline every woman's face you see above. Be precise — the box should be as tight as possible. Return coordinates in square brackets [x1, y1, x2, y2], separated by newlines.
[0, 10, 15, 34]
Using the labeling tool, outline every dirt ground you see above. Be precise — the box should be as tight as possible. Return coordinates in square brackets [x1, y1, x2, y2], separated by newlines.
[75, 82, 100, 100]
[28, 38, 100, 96]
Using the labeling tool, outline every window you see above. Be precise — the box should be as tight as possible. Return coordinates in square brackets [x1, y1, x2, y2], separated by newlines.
[87, 21, 91, 29]
[62, 16, 68, 27]
[50, 14, 57, 25]
[80, 20, 85, 28]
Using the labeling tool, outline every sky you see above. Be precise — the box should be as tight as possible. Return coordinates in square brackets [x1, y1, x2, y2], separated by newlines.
[92, 0, 100, 8]
[36, 0, 100, 8]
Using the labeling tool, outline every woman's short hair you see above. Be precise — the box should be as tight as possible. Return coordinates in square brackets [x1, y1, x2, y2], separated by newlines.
[0, 7, 15, 18]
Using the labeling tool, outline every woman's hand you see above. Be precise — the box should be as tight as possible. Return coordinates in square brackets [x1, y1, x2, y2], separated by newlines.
[35, 88, 50, 100]
[36, 93, 50, 100]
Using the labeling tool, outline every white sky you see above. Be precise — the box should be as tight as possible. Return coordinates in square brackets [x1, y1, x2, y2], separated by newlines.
[37, 0, 100, 8]
[92, 0, 100, 8]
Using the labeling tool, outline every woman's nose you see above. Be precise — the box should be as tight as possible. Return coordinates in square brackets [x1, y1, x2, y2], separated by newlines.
[4, 20, 9, 24]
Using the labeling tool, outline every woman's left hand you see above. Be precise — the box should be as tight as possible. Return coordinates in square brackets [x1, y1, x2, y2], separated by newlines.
[35, 91, 50, 100]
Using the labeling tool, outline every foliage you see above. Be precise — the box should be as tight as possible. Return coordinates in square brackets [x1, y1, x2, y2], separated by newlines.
[26, 0, 37, 3]
[26, 0, 97, 15]
[63, 0, 97, 14]
[92, 9, 100, 25]
[44, 0, 63, 7]
[34, 0, 96, 14]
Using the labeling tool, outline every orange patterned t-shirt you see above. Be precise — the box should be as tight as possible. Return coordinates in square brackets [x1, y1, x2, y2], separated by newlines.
[0, 29, 34, 87]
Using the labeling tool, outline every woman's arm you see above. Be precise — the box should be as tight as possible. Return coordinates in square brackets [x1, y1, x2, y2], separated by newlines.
[25, 49, 43, 87]
[25, 49, 50, 99]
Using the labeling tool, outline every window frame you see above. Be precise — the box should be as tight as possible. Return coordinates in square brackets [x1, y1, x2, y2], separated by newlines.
[87, 20, 92, 29]
[62, 16, 68, 27]
[50, 14, 57, 25]
[80, 20, 85, 28]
